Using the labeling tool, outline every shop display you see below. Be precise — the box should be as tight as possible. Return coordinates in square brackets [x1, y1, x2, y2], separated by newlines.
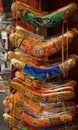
[3, 90, 78, 129]
[9, 54, 78, 81]
[9, 27, 78, 57]
[12, 0, 41, 33]
[1, 0, 78, 130]
[11, 2, 78, 28]
[9, 25, 44, 47]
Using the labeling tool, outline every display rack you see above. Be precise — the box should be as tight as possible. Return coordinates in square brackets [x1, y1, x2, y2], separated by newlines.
[2, 0, 78, 130]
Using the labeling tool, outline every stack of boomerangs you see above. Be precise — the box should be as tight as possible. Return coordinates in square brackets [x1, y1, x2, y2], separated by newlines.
[3, 1, 78, 130]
